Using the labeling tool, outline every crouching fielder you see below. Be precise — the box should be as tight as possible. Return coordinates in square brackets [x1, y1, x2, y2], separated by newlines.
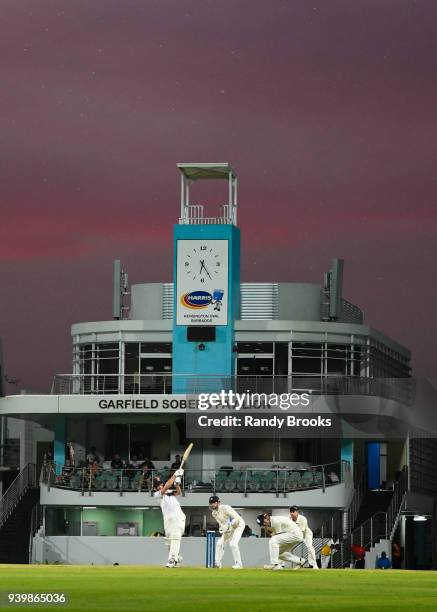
[290, 506, 318, 569]
[154, 469, 185, 568]
[209, 495, 245, 569]
[257, 512, 305, 571]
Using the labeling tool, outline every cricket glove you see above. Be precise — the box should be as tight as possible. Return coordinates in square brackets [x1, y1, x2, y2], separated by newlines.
[174, 469, 184, 477]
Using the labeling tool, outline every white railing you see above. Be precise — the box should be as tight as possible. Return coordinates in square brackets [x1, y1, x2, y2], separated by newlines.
[41, 461, 347, 498]
[50, 374, 413, 404]
[179, 203, 233, 226]
[0, 463, 37, 529]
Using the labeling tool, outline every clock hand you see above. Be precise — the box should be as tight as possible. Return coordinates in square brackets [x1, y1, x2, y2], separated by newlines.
[199, 260, 212, 279]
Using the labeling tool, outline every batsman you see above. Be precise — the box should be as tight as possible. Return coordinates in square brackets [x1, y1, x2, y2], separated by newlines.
[153, 443, 193, 568]
[209, 495, 245, 569]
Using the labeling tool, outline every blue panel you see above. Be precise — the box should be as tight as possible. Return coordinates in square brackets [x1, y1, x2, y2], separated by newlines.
[367, 442, 381, 489]
[340, 439, 353, 479]
[172, 224, 240, 393]
[54, 415, 66, 475]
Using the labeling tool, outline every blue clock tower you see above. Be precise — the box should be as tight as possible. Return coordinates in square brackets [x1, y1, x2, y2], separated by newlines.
[172, 163, 240, 393]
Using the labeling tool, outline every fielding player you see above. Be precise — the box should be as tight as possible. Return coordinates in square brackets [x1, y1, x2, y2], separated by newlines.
[289, 506, 318, 569]
[256, 511, 305, 570]
[209, 495, 245, 569]
[154, 469, 185, 568]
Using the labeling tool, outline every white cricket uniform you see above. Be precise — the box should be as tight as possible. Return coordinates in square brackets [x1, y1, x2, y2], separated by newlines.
[268, 516, 304, 566]
[294, 514, 317, 568]
[155, 490, 186, 562]
[212, 504, 245, 567]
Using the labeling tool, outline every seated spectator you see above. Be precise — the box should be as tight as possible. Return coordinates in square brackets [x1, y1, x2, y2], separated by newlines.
[130, 455, 141, 468]
[60, 460, 73, 486]
[351, 544, 366, 569]
[86, 446, 100, 464]
[139, 464, 154, 490]
[122, 459, 135, 480]
[376, 551, 392, 569]
[171, 454, 181, 470]
[141, 458, 155, 471]
[111, 453, 123, 469]
[84, 458, 100, 487]
[328, 471, 340, 483]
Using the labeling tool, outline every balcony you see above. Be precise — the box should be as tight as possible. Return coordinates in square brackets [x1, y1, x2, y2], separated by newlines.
[41, 461, 348, 498]
[51, 374, 413, 404]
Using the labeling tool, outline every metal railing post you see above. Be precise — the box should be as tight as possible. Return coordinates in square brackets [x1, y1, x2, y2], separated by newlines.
[88, 467, 93, 496]
[150, 470, 155, 497]
[119, 469, 123, 497]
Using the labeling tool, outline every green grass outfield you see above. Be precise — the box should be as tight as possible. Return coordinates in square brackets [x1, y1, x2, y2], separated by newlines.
[0, 566, 436, 612]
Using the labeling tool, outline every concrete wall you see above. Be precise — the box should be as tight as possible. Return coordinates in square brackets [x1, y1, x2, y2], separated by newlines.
[130, 284, 164, 320]
[277, 284, 321, 321]
[32, 535, 325, 567]
[40, 481, 351, 509]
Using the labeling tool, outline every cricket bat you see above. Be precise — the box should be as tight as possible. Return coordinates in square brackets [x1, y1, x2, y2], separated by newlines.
[179, 442, 194, 469]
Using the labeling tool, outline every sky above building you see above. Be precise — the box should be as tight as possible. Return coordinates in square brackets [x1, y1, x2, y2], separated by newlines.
[0, 0, 436, 392]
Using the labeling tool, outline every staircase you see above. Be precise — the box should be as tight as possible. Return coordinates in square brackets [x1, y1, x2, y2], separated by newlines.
[364, 539, 391, 569]
[332, 467, 408, 568]
[0, 463, 40, 563]
[353, 490, 393, 530]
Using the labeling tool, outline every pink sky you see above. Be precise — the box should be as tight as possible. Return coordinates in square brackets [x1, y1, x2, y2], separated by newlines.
[1, 0, 436, 391]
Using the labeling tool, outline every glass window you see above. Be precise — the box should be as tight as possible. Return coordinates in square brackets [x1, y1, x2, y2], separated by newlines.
[140, 343, 172, 354]
[79, 344, 93, 375]
[232, 438, 274, 461]
[45, 507, 81, 536]
[125, 343, 140, 375]
[274, 343, 288, 376]
[141, 358, 172, 373]
[326, 344, 347, 375]
[236, 342, 273, 354]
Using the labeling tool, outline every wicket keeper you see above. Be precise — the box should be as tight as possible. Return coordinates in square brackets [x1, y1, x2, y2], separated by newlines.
[209, 495, 245, 569]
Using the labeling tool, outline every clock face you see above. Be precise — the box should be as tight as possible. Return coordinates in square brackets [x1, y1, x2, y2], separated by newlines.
[182, 243, 224, 283]
[176, 239, 228, 326]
